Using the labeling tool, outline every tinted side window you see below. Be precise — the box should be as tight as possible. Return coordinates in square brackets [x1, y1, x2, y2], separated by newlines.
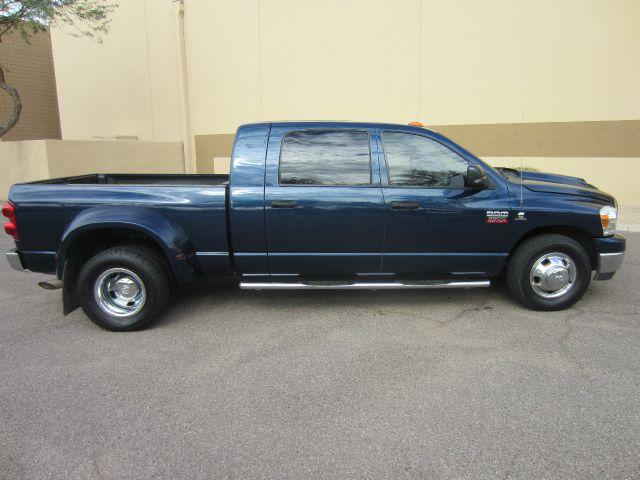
[280, 130, 371, 185]
[383, 132, 469, 187]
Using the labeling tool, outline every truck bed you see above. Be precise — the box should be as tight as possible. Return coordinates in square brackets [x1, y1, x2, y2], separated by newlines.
[31, 173, 230, 186]
[9, 174, 232, 279]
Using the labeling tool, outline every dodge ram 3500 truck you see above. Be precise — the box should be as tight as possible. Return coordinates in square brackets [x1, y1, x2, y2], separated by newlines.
[3, 122, 626, 331]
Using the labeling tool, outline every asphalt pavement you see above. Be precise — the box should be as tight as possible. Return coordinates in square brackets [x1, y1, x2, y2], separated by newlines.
[1, 232, 639, 479]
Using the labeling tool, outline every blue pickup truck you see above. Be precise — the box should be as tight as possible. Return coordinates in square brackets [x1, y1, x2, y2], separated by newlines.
[3, 122, 625, 331]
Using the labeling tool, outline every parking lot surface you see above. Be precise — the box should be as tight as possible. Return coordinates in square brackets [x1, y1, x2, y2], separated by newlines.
[1, 233, 639, 479]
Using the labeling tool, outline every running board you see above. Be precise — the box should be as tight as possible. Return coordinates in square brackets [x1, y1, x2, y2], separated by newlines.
[240, 280, 490, 290]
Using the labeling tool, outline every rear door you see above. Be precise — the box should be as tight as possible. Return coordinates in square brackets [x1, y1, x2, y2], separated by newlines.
[264, 125, 385, 276]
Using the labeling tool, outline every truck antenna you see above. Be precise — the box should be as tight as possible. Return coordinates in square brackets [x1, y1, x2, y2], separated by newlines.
[520, 111, 524, 207]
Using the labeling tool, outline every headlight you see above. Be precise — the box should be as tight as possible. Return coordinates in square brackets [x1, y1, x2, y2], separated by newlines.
[600, 205, 617, 236]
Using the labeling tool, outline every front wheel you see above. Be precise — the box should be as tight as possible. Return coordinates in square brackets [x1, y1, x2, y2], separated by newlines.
[506, 234, 591, 311]
[77, 245, 172, 331]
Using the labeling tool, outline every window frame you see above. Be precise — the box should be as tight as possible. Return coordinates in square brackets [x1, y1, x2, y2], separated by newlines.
[380, 130, 472, 189]
[277, 128, 374, 187]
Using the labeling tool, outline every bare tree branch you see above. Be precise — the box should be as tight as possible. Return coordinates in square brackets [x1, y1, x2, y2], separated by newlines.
[0, 65, 22, 137]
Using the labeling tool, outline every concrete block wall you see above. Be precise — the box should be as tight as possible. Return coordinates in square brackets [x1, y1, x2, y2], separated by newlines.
[0, 29, 61, 141]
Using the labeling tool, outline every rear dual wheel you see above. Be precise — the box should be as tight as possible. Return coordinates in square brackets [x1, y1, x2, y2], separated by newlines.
[506, 234, 591, 311]
[77, 245, 172, 331]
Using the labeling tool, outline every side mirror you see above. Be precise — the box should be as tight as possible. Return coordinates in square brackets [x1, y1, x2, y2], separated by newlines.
[466, 165, 490, 189]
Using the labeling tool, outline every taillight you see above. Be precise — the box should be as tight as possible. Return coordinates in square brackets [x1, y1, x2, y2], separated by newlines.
[2, 202, 18, 240]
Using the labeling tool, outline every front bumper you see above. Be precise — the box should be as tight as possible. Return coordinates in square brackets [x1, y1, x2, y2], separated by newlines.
[5, 249, 26, 272]
[593, 234, 626, 281]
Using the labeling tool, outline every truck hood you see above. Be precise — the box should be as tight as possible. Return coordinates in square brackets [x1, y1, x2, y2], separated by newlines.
[497, 168, 614, 204]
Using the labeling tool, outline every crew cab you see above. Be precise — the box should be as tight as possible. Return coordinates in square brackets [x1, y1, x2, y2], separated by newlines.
[3, 122, 625, 331]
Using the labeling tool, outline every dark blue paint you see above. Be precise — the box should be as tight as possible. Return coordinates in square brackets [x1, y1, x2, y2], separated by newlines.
[7, 121, 624, 284]
[264, 124, 385, 274]
[374, 127, 510, 275]
[10, 183, 231, 281]
[593, 234, 626, 253]
[228, 123, 271, 274]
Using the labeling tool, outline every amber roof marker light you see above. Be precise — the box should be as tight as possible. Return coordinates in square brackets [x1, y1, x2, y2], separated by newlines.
[408, 121, 425, 127]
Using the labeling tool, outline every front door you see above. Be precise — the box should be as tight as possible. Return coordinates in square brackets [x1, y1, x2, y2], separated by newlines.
[378, 129, 510, 277]
[264, 126, 386, 276]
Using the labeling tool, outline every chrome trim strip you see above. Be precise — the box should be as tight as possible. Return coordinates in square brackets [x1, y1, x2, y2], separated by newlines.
[263, 252, 508, 257]
[195, 252, 229, 256]
[240, 280, 490, 290]
[242, 273, 299, 277]
[20, 250, 56, 258]
[5, 249, 25, 272]
[382, 252, 508, 257]
[267, 252, 380, 257]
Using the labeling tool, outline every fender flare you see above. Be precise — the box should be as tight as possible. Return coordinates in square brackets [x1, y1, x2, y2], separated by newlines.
[57, 206, 199, 282]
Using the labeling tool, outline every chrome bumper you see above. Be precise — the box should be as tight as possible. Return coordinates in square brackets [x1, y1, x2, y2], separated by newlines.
[5, 249, 25, 272]
[594, 251, 624, 281]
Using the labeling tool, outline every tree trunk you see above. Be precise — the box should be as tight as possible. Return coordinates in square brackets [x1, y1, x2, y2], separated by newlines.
[0, 65, 22, 138]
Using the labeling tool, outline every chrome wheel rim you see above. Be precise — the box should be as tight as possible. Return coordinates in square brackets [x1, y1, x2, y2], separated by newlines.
[94, 268, 146, 317]
[529, 252, 577, 299]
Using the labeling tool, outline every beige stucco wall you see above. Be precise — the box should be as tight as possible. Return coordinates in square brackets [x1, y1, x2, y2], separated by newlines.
[181, 0, 640, 132]
[47, 0, 640, 204]
[182, 0, 640, 205]
[0, 140, 184, 200]
[0, 141, 50, 198]
[45, 140, 184, 178]
[51, 0, 640, 136]
[50, 0, 183, 142]
[418, 0, 640, 125]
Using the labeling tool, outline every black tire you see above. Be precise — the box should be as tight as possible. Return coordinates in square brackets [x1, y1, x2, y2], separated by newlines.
[77, 245, 172, 331]
[506, 234, 591, 311]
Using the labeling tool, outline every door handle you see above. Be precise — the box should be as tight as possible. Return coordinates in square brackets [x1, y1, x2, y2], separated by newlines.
[390, 201, 420, 210]
[271, 200, 298, 208]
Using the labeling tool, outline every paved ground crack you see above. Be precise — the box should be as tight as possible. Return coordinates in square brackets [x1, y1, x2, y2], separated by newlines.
[575, 308, 640, 317]
[370, 308, 440, 325]
[439, 304, 493, 327]
[559, 311, 588, 378]
[503, 448, 520, 480]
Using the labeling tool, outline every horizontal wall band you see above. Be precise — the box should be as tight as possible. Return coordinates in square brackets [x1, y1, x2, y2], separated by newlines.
[433, 119, 640, 158]
[194, 119, 640, 169]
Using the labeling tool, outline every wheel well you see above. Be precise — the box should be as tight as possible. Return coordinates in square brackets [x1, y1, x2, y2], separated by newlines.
[64, 228, 171, 270]
[509, 226, 597, 267]
[60, 228, 174, 315]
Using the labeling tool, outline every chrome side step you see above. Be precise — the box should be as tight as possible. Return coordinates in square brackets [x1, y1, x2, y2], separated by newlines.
[240, 280, 490, 290]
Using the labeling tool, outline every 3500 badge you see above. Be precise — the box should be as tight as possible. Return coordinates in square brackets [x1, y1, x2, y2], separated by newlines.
[486, 211, 509, 224]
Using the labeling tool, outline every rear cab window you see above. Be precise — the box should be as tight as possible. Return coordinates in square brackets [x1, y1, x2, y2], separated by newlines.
[279, 130, 371, 185]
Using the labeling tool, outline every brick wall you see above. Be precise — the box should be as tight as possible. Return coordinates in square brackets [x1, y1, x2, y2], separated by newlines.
[0, 29, 61, 141]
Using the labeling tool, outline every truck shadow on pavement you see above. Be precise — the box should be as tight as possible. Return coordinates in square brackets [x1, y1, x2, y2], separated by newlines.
[160, 277, 519, 330]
